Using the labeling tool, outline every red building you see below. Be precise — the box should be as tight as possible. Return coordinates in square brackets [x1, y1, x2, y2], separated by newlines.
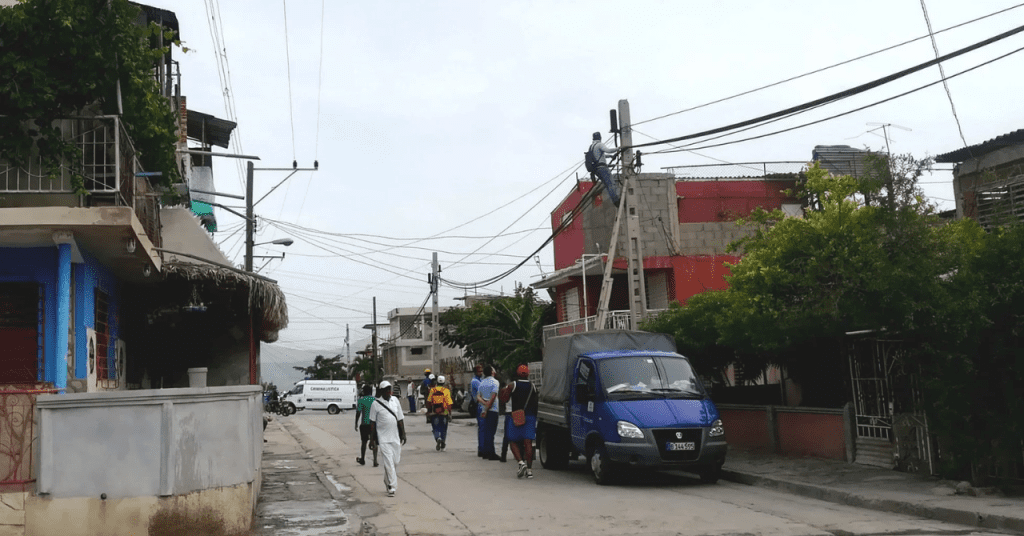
[533, 172, 799, 338]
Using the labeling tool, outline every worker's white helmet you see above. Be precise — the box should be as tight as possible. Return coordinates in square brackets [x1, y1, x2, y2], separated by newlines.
[437, 375, 446, 384]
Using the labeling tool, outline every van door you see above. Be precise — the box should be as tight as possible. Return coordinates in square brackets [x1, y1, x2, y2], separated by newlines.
[569, 358, 596, 447]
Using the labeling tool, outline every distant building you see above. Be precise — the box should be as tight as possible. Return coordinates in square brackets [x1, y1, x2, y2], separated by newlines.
[380, 306, 466, 387]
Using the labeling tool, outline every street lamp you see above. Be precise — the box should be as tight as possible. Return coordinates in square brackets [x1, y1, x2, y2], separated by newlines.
[254, 238, 294, 247]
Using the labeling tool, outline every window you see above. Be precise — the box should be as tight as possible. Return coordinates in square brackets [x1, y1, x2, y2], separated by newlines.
[94, 289, 111, 380]
[411, 347, 424, 355]
[564, 287, 580, 321]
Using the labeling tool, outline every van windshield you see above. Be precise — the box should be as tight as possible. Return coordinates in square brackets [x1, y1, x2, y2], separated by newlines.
[288, 384, 303, 395]
[598, 355, 705, 399]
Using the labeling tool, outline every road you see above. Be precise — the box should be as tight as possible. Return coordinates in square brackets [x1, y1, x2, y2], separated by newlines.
[277, 411, 1009, 536]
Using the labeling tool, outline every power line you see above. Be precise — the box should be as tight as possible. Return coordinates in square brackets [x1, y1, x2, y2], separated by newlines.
[920, 0, 970, 149]
[630, 22, 1024, 152]
[652, 42, 1024, 155]
[631, 2, 1024, 128]
[281, 0, 297, 161]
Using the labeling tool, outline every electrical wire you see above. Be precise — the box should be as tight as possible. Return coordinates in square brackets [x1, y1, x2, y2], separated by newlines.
[920, 0, 970, 149]
[281, 0, 297, 162]
[652, 42, 1024, 155]
[631, 2, 1024, 128]
[630, 22, 1024, 152]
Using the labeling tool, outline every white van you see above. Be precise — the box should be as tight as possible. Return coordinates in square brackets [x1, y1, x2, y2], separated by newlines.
[282, 380, 357, 415]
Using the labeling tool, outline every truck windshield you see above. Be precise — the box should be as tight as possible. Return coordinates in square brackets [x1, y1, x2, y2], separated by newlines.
[289, 384, 303, 395]
[599, 356, 704, 399]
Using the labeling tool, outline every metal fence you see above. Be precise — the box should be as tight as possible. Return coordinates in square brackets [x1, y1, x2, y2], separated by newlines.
[663, 161, 807, 179]
[0, 385, 60, 487]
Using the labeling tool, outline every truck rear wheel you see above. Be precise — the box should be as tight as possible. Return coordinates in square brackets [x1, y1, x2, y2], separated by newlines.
[588, 442, 618, 485]
[538, 428, 569, 470]
[327, 404, 340, 415]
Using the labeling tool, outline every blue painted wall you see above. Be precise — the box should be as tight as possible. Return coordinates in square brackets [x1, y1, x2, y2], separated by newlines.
[74, 250, 121, 381]
[0, 247, 122, 386]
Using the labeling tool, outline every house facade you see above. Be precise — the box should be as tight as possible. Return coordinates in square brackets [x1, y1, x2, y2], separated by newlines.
[0, 3, 285, 534]
[381, 306, 467, 392]
[935, 128, 1024, 228]
[533, 171, 799, 337]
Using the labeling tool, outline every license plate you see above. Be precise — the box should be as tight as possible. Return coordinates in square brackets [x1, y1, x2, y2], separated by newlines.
[666, 441, 695, 451]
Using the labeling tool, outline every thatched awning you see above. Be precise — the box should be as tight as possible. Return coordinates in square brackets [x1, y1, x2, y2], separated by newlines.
[162, 262, 288, 342]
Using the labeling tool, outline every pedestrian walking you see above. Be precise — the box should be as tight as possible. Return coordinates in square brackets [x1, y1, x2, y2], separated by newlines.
[470, 365, 484, 456]
[428, 375, 453, 451]
[477, 365, 501, 460]
[499, 364, 539, 479]
[406, 380, 417, 413]
[353, 384, 378, 467]
[369, 381, 406, 497]
[421, 369, 434, 423]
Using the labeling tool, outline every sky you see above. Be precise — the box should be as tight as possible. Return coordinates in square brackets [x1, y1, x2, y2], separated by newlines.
[145, 0, 1024, 365]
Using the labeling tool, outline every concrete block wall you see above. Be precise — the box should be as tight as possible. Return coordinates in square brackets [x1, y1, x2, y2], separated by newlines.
[582, 174, 680, 258]
[678, 222, 755, 255]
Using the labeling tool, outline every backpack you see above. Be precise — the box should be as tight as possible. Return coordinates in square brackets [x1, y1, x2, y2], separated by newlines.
[584, 143, 599, 173]
[429, 387, 448, 414]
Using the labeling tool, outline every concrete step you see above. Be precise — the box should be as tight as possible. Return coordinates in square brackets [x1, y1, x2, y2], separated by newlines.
[855, 436, 893, 468]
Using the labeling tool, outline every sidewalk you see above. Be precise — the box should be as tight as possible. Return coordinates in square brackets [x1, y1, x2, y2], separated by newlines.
[253, 418, 369, 536]
[722, 447, 1024, 534]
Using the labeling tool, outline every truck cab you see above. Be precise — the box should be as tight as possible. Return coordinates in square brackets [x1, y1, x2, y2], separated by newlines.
[540, 346, 726, 484]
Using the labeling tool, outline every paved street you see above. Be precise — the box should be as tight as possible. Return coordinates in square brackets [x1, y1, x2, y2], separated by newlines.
[258, 411, 1016, 536]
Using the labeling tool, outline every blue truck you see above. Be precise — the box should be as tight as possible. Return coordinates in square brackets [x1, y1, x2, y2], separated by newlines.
[534, 330, 726, 484]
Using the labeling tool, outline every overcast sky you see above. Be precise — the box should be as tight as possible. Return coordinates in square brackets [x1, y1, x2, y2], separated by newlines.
[146, 0, 1024, 360]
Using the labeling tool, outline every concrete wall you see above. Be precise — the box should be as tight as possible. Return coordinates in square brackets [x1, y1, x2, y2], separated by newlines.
[717, 404, 853, 461]
[29, 386, 262, 535]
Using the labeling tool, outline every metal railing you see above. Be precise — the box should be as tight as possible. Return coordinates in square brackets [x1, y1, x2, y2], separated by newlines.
[0, 385, 60, 487]
[542, 309, 666, 342]
[0, 116, 162, 248]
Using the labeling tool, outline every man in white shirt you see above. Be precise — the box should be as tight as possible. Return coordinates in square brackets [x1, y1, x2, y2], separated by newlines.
[586, 132, 621, 205]
[369, 381, 406, 497]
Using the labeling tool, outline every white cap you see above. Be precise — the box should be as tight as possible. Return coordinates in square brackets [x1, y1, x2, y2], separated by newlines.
[429, 374, 436, 380]
[437, 375, 446, 384]
[379, 380, 391, 389]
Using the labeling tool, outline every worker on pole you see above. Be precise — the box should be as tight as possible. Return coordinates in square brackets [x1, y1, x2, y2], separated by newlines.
[585, 132, 621, 206]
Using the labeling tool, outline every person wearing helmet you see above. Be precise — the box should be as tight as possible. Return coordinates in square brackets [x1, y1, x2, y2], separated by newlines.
[423, 373, 437, 423]
[499, 364, 539, 479]
[428, 375, 453, 451]
[585, 131, 621, 206]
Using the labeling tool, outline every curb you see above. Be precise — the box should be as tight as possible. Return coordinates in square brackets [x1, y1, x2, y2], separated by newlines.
[720, 469, 1024, 534]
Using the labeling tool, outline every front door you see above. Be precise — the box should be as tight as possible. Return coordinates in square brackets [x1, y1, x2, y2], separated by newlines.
[0, 283, 41, 384]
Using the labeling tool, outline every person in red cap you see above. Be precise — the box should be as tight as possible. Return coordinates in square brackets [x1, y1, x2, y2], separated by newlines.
[499, 364, 539, 478]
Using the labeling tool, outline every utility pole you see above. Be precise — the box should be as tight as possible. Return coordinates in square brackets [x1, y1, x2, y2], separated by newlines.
[372, 297, 378, 384]
[430, 253, 441, 374]
[619, 99, 648, 326]
[245, 160, 254, 271]
[594, 99, 648, 330]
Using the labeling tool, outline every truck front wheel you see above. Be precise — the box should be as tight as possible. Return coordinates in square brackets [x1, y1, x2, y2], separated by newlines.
[538, 428, 569, 470]
[588, 442, 618, 485]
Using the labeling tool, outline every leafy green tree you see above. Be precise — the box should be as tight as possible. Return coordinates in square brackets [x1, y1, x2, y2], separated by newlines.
[293, 354, 346, 380]
[0, 0, 182, 188]
[347, 352, 376, 383]
[438, 285, 556, 374]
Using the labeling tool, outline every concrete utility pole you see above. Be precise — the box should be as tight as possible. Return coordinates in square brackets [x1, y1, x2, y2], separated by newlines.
[594, 99, 648, 330]
[372, 297, 378, 384]
[431, 253, 441, 373]
[619, 99, 648, 325]
[245, 160, 254, 272]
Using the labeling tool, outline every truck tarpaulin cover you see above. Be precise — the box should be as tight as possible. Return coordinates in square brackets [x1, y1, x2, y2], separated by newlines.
[539, 330, 677, 405]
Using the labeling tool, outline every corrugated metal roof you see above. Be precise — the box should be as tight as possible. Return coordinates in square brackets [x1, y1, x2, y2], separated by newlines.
[934, 129, 1024, 163]
[186, 109, 237, 149]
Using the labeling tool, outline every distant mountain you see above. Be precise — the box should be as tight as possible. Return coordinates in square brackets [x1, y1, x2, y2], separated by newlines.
[259, 337, 371, 390]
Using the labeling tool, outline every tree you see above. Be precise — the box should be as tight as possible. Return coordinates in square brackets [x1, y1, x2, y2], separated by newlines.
[438, 285, 556, 374]
[293, 354, 346, 380]
[0, 0, 182, 188]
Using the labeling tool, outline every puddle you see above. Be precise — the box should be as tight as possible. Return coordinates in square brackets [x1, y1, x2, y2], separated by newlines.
[255, 499, 349, 536]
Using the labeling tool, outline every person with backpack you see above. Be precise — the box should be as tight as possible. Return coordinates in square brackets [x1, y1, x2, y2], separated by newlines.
[353, 384, 378, 467]
[585, 131, 621, 206]
[420, 369, 434, 423]
[369, 381, 406, 497]
[428, 375, 453, 451]
[498, 364, 539, 479]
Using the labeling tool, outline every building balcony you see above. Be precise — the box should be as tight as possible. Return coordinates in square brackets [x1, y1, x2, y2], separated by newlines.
[542, 309, 667, 343]
[0, 116, 163, 249]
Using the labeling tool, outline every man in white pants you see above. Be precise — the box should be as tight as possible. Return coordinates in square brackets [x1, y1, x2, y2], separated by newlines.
[369, 381, 406, 497]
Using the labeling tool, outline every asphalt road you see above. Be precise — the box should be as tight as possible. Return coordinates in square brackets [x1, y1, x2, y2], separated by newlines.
[277, 411, 1012, 536]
